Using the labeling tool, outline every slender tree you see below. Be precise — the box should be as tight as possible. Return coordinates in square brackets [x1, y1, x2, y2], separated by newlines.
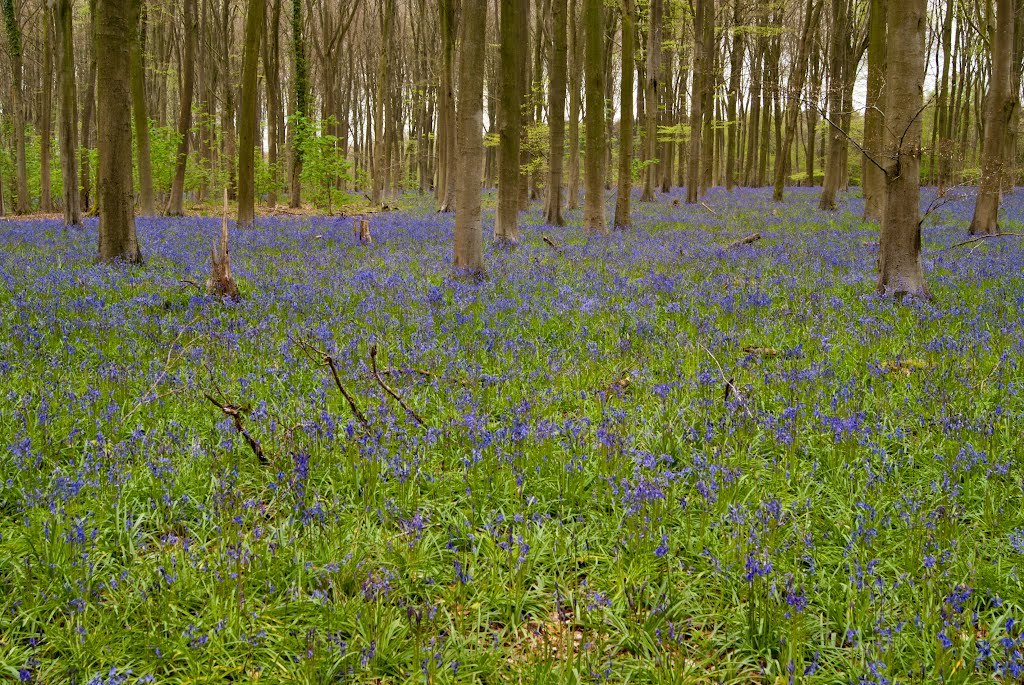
[686, 0, 706, 203]
[95, 0, 142, 263]
[583, 0, 606, 233]
[129, 0, 155, 215]
[567, 0, 582, 210]
[970, 0, 1016, 236]
[55, 0, 80, 225]
[862, 0, 886, 221]
[613, 0, 635, 227]
[725, 0, 744, 191]
[773, 0, 822, 202]
[546, 0, 569, 226]
[877, 0, 927, 298]
[40, 4, 53, 212]
[372, 0, 395, 207]
[290, 0, 309, 208]
[641, 0, 661, 202]
[819, 0, 849, 211]
[167, 0, 197, 216]
[496, 0, 527, 244]
[238, 0, 265, 228]
[2, 0, 30, 213]
[454, 0, 488, 273]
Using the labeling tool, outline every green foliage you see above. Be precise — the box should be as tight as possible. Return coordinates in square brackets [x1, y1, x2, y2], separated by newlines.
[294, 114, 354, 213]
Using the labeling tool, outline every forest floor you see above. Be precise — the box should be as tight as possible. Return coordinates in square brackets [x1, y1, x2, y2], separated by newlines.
[1, 187, 1022, 683]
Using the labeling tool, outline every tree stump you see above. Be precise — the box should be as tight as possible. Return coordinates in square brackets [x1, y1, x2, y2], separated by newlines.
[359, 219, 373, 245]
[207, 189, 241, 299]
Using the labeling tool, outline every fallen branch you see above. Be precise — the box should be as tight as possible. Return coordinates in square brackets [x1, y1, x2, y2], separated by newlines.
[289, 334, 369, 429]
[369, 344, 426, 428]
[725, 233, 762, 250]
[700, 202, 719, 216]
[542, 235, 560, 252]
[695, 341, 754, 421]
[379, 366, 435, 380]
[938, 232, 1024, 253]
[204, 392, 268, 465]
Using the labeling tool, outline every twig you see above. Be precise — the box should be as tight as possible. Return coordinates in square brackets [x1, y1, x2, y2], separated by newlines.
[725, 233, 762, 250]
[938, 232, 1024, 253]
[379, 366, 435, 380]
[700, 202, 719, 216]
[288, 333, 369, 429]
[694, 341, 754, 421]
[369, 344, 426, 428]
[204, 392, 268, 465]
[542, 235, 561, 251]
[180, 278, 203, 291]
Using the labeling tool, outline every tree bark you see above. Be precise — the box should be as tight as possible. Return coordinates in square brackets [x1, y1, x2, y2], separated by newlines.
[546, 0, 568, 225]
[289, 0, 308, 208]
[496, 0, 527, 243]
[640, 0, 661, 202]
[686, 0, 706, 203]
[566, 0, 582, 210]
[95, 0, 142, 263]
[613, 0, 635, 228]
[2, 0, 30, 213]
[238, 0, 264, 228]
[56, 0, 80, 225]
[129, 0, 155, 215]
[80, 0, 97, 213]
[725, 0, 743, 191]
[167, 0, 197, 216]
[862, 0, 886, 221]
[877, 0, 927, 299]
[970, 0, 1016, 236]
[772, 0, 821, 202]
[819, 0, 848, 211]
[262, 0, 282, 208]
[454, 0, 488, 274]
[582, 0, 606, 233]
[40, 5, 54, 212]
[436, 0, 456, 210]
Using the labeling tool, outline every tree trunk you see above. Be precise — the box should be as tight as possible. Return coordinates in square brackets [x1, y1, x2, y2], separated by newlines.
[970, 0, 1016, 236]
[862, 0, 886, 221]
[2, 0, 30, 213]
[237, 0, 264, 228]
[167, 0, 197, 216]
[437, 0, 457, 211]
[80, 0, 97, 213]
[454, 0, 488, 273]
[773, 0, 821, 202]
[685, 0, 705, 203]
[546, 0, 569, 225]
[641, 0, 661, 202]
[877, 0, 927, 299]
[566, 0, 581, 210]
[56, 0, 80, 225]
[129, 0, 155, 215]
[40, 5, 54, 212]
[819, 0, 848, 211]
[220, 0, 237, 201]
[582, 0, 606, 233]
[496, 0, 527, 243]
[289, 0, 308, 208]
[725, 0, 743, 191]
[613, 0, 635, 228]
[95, 0, 142, 263]
[262, 0, 282, 209]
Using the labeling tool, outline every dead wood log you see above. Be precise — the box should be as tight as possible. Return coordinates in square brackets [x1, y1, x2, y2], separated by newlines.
[207, 189, 241, 299]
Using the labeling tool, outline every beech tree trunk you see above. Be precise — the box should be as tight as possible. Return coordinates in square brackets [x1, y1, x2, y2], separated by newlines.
[262, 0, 282, 209]
[862, 0, 886, 221]
[877, 0, 927, 299]
[582, 0, 606, 233]
[237, 0, 264, 228]
[496, 0, 527, 243]
[566, 0, 581, 210]
[725, 1, 743, 191]
[2, 0, 30, 213]
[167, 0, 197, 216]
[546, 0, 568, 226]
[613, 0, 635, 228]
[80, 0, 97, 213]
[129, 0, 155, 215]
[436, 0, 456, 210]
[289, 0, 308, 208]
[819, 0, 848, 211]
[970, 0, 1016, 236]
[40, 5, 53, 212]
[56, 0, 80, 225]
[96, 0, 142, 263]
[686, 0, 705, 203]
[641, 0, 661, 202]
[453, 0, 488, 273]
[772, 0, 821, 202]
